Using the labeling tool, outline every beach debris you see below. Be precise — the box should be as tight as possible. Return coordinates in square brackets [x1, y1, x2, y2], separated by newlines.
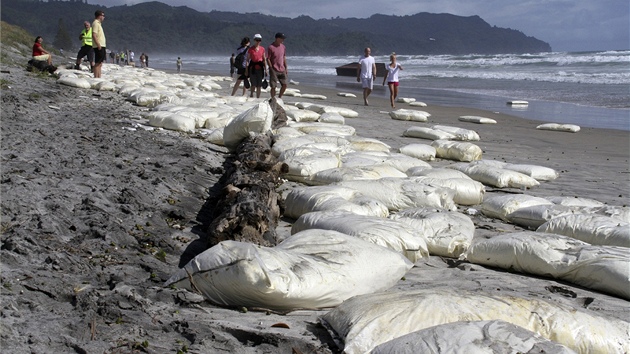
[431, 140, 483, 162]
[459, 115, 497, 124]
[389, 207, 475, 257]
[536, 123, 581, 132]
[390, 109, 430, 122]
[289, 79, 299, 85]
[396, 97, 416, 103]
[337, 92, 357, 98]
[370, 320, 576, 354]
[431, 125, 480, 141]
[165, 230, 413, 311]
[507, 100, 529, 106]
[321, 288, 629, 354]
[465, 231, 630, 300]
[48, 105, 60, 110]
[292, 210, 429, 262]
[409, 101, 428, 107]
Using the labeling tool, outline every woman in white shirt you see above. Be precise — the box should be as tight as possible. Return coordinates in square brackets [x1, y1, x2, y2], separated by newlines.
[382, 52, 403, 108]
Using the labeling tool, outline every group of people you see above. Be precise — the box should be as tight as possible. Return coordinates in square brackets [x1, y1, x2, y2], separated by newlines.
[34, 10, 151, 79]
[358, 47, 403, 108]
[230, 32, 288, 99]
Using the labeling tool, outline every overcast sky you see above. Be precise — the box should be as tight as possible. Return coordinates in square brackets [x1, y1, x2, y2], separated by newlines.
[89, 0, 629, 52]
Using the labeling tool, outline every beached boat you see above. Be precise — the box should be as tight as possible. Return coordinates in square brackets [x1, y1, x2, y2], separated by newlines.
[336, 62, 387, 77]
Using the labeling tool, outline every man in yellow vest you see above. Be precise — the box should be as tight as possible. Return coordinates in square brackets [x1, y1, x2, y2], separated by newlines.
[75, 21, 94, 71]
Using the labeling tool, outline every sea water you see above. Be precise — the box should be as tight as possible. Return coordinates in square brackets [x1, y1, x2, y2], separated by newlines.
[149, 51, 630, 131]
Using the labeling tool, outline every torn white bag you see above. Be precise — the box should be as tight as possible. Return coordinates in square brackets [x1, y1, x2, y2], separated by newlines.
[165, 230, 413, 311]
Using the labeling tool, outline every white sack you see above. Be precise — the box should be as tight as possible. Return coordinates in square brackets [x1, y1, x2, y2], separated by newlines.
[223, 101, 273, 151]
[283, 186, 389, 219]
[537, 214, 630, 247]
[537, 123, 581, 133]
[372, 320, 576, 354]
[452, 163, 540, 188]
[505, 204, 577, 229]
[548, 196, 604, 208]
[286, 109, 320, 122]
[413, 176, 485, 205]
[504, 163, 559, 181]
[291, 211, 429, 262]
[481, 194, 553, 221]
[396, 97, 416, 103]
[464, 231, 630, 300]
[346, 136, 391, 152]
[403, 126, 456, 140]
[336, 178, 457, 212]
[279, 147, 341, 182]
[165, 230, 412, 311]
[390, 207, 475, 257]
[320, 288, 629, 354]
[431, 140, 482, 162]
[57, 76, 92, 89]
[310, 165, 407, 185]
[432, 125, 480, 141]
[389, 109, 430, 122]
[146, 111, 196, 132]
[271, 135, 350, 157]
[399, 143, 436, 161]
[379, 153, 432, 173]
[318, 112, 345, 124]
[407, 167, 470, 180]
[289, 122, 356, 136]
[459, 115, 497, 124]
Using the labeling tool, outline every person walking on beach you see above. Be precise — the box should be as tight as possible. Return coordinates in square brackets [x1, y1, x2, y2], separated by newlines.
[75, 21, 94, 70]
[32, 36, 53, 66]
[267, 32, 288, 99]
[231, 37, 251, 96]
[91, 10, 106, 78]
[382, 52, 403, 108]
[246, 34, 267, 98]
[176, 57, 182, 73]
[357, 47, 376, 106]
[230, 53, 235, 77]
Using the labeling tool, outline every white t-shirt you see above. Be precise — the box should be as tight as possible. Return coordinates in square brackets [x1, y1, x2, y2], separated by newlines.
[386, 63, 401, 82]
[358, 55, 375, 79]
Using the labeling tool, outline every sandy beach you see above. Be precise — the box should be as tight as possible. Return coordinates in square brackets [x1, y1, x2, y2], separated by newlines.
[1, 50, 629, 353]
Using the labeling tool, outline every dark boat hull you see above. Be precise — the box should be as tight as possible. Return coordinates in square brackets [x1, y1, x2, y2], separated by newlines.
[335, 62, 387, 77]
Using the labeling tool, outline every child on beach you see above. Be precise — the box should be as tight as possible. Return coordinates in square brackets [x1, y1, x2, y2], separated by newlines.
[383, 52, 403, 108]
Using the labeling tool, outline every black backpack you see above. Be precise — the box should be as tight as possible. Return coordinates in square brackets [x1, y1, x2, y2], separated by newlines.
[234, 50, 245, 68]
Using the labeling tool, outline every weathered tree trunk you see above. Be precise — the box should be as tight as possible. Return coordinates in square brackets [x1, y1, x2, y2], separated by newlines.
[205, 98, 288, 248]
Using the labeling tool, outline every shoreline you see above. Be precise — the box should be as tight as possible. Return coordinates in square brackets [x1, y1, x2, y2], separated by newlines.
[1, 60, 628, 353]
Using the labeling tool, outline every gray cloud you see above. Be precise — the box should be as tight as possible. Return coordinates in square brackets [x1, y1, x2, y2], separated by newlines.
[90, 0, 629, 51]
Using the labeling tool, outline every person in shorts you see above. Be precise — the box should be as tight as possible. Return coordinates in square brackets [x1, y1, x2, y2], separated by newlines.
[230, 37, 250, 96]
[75, 21, 94, 70]
[91, 10, 106, 78]
[382, 52, 403, 108]
[266, 32, 288, 98]
[356, 47, 376, 106]
[246, 34, 267, 98]
[32, 36, 53, 65]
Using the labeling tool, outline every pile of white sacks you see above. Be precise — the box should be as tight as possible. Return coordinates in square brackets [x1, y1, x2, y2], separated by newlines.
[56, 65, 629, 353]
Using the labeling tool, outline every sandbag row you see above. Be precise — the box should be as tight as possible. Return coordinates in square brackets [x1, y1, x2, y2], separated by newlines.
[320, 288, 629, 354]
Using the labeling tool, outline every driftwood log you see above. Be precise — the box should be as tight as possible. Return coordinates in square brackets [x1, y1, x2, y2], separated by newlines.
[206, 98, 288, 248]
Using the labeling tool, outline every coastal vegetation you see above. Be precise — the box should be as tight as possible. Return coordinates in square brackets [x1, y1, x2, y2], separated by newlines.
[2, 0, 551, 55]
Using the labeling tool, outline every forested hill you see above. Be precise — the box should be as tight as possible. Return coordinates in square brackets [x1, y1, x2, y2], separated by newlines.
[2, 0, 552, 55]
